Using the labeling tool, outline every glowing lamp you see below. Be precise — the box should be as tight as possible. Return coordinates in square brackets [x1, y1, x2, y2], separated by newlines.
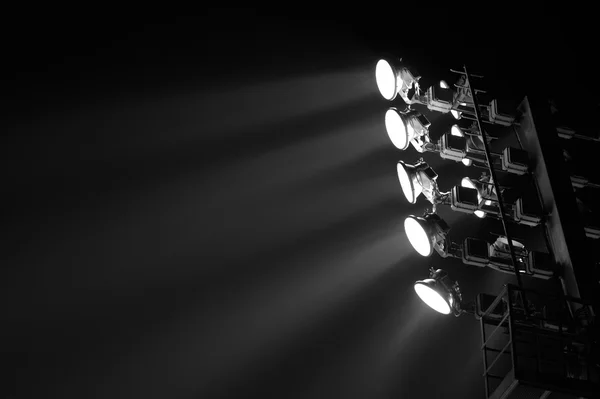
[414, 268, 461, 315]
[375, 59, 399, 101]
[414, 279, 453, 314]
[404, 213, 449, 257]
[397, 160, 437, 204]
[385, 108, 429, 151]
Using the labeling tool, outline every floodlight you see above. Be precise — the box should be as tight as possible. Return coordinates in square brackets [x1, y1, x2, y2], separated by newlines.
[414, 268, 462, 315]
[414, 279, 452, 314]
[439, 80, 450, 89]
[451, 109, 462, 120]
[404, 213, 449, 257]
[385, 108, 430, 151]
[462, 158, 472, 167]
[385, 108, 411, 150]
[450, 124, 464, 137]
[397, 161, 421, 203]
[396, 160, 439, 204]
[375, 57, 422, 103]
[376, 59, 399, 101]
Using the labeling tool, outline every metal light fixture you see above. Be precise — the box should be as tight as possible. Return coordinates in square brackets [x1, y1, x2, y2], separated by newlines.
[375, 57, 422, 104]
[385, 108, 431, 151]
[414, 268, 463, 316]
[397, 160, 445, 205]
[404, 213, 450, 257]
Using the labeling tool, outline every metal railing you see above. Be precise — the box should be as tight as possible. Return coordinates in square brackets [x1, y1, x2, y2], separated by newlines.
[480, 284, 598, 398]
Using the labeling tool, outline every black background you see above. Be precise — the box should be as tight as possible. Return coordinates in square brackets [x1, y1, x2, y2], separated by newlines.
[1, 8, 595, 399]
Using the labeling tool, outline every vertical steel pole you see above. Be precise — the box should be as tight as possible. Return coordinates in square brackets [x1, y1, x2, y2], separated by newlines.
[463, 65, 529, 315]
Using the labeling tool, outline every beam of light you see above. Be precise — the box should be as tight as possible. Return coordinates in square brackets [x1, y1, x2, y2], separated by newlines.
[3, 173, 401, 388]
[3, 45, 395, 398]
[13, 68, 373, 157]
[6, 73, 381, 235]
[78, 214, 412, 399]
[254, 257, 420, 399]
[380, 293, 439, 397]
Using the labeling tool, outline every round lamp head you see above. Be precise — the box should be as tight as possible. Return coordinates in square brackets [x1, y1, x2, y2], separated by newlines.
[375, 59, 398, 100]
[414, 279, 452, 314]
[404, 215, 433, 256]
[385, 108, 411, 150]
[397, 161, 422, 204]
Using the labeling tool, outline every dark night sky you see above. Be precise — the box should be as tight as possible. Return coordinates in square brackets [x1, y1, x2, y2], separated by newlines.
[1, 9, 595, 399]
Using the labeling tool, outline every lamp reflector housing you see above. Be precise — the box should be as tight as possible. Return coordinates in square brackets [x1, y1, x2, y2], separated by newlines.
[404, 216, 433, 257]
[414, 279, 452, 314]
[385, 108, 411, 150]
[397, 161, 422, 204]
[375, 59, 398, 101]
[404, 214, 449, 257]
